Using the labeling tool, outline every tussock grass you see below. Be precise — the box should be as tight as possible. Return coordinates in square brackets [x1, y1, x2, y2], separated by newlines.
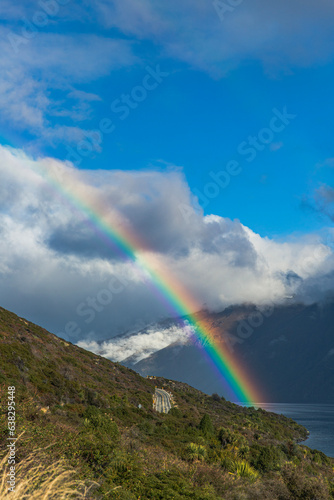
[230, 459, 259, 480]
[0, 446, 97, 499]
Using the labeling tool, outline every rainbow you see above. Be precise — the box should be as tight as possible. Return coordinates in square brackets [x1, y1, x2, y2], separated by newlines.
[34, 156, 263, 404]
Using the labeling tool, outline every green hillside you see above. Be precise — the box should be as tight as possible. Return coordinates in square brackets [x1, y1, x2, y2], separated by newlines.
[0, 306, 333, 499]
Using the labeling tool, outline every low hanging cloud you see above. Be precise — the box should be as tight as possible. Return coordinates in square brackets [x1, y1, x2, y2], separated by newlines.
[0, 145, 333, 344]
[77, 323, 192, 364]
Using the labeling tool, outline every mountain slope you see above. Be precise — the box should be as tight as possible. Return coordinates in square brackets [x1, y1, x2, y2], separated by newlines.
[1, 305, 334, 499]
[127, 302, 334, 403]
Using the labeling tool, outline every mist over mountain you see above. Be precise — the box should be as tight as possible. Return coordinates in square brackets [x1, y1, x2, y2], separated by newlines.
[82, 300, 334, 404]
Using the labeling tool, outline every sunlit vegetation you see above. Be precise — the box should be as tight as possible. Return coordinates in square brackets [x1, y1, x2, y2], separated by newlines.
[0, 306, 333, 498]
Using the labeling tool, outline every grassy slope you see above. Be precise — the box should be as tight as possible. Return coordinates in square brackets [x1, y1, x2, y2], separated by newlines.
[0, 306, 333, 499]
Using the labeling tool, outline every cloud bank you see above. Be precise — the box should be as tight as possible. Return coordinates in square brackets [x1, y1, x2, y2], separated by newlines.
[0, 145, 333, 345]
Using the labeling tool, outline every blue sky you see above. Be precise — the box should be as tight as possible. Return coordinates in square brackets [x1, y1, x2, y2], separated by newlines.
[0, 1, 334, 343]
[1, 0, 333, 239]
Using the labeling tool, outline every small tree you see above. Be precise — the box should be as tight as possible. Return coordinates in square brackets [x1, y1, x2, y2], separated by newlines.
[211, 393, 221, 402]
[199, 414, 214, 435]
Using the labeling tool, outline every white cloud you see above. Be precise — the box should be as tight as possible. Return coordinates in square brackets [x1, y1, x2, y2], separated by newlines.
[0, 27, 136, 145]
[77, 323, 192, 364]
[2, 1, 334, 151]
[0, 145, 333, 341]
[92, 0, 334, 75]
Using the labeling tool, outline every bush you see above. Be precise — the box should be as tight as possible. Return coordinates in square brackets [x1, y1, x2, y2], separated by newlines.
[83, 406, 119, 439]
[218, 428, 238, 447]
[281, 440, 298, 458]
[185, 443, 207, 462]
[251, 445, 283, 472]
[311, 449, 331, 465]
[229, 459, 259, 480]
[238, 446, 250, 459]
[138, 421, 155, 435]
[221, 455, 233, 471]
[169, 407, 182, 418]
[282, 465, 331, 499]
[199, 414, 214, 436]
[78, 437, 116, 471]
[211, 393, 221, 402]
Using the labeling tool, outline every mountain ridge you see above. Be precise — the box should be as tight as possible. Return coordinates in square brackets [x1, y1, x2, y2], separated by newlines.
[120, 301, 334, 403]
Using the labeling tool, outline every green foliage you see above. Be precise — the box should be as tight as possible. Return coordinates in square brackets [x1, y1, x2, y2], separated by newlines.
[282, 465, 332, 499]
[185, 443, 207, 462]
[82, 406, 119, 439]
[281, 439, 299, 458]
[229, 459, 259, 480]
[251, 444, 284, 472]
[237, 445, 250, 459]
[78, 438, 116, 471]
[169, 407, 182, 417]
[137, 420, 155, 435]
[311, 449, 331, 465]
[0, 306, 333, 500]
[218, 427, 239, 447]
[199, 414, 214, 435]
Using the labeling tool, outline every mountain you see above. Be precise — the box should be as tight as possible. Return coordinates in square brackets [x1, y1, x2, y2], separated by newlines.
[1, 304, 334, 498]
[125, 301, 334, 403]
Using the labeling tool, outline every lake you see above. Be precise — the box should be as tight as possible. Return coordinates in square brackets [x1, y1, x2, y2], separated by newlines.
[244, 403, 334, 458]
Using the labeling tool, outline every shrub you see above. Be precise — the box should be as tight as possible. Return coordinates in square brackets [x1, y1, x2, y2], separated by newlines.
[211, 393, 221, 402]
[221, 455, 233, 471]
[82, 406, 119, 439]
[230, 459, 259, 480]
[185, 443, 207, 462]
[251, 445, 283, 472]
[218, 428, 238, 448]
[238, 446, 250, 459]
[168, 407, 182, 418]
[199, 414, 214, 435]
[78, 438, 116, 471]
[311, 449, 331, 465]
[281, 440, 298, 458]
[282, 465, 331, 499]
[138, 421, 155, 435]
